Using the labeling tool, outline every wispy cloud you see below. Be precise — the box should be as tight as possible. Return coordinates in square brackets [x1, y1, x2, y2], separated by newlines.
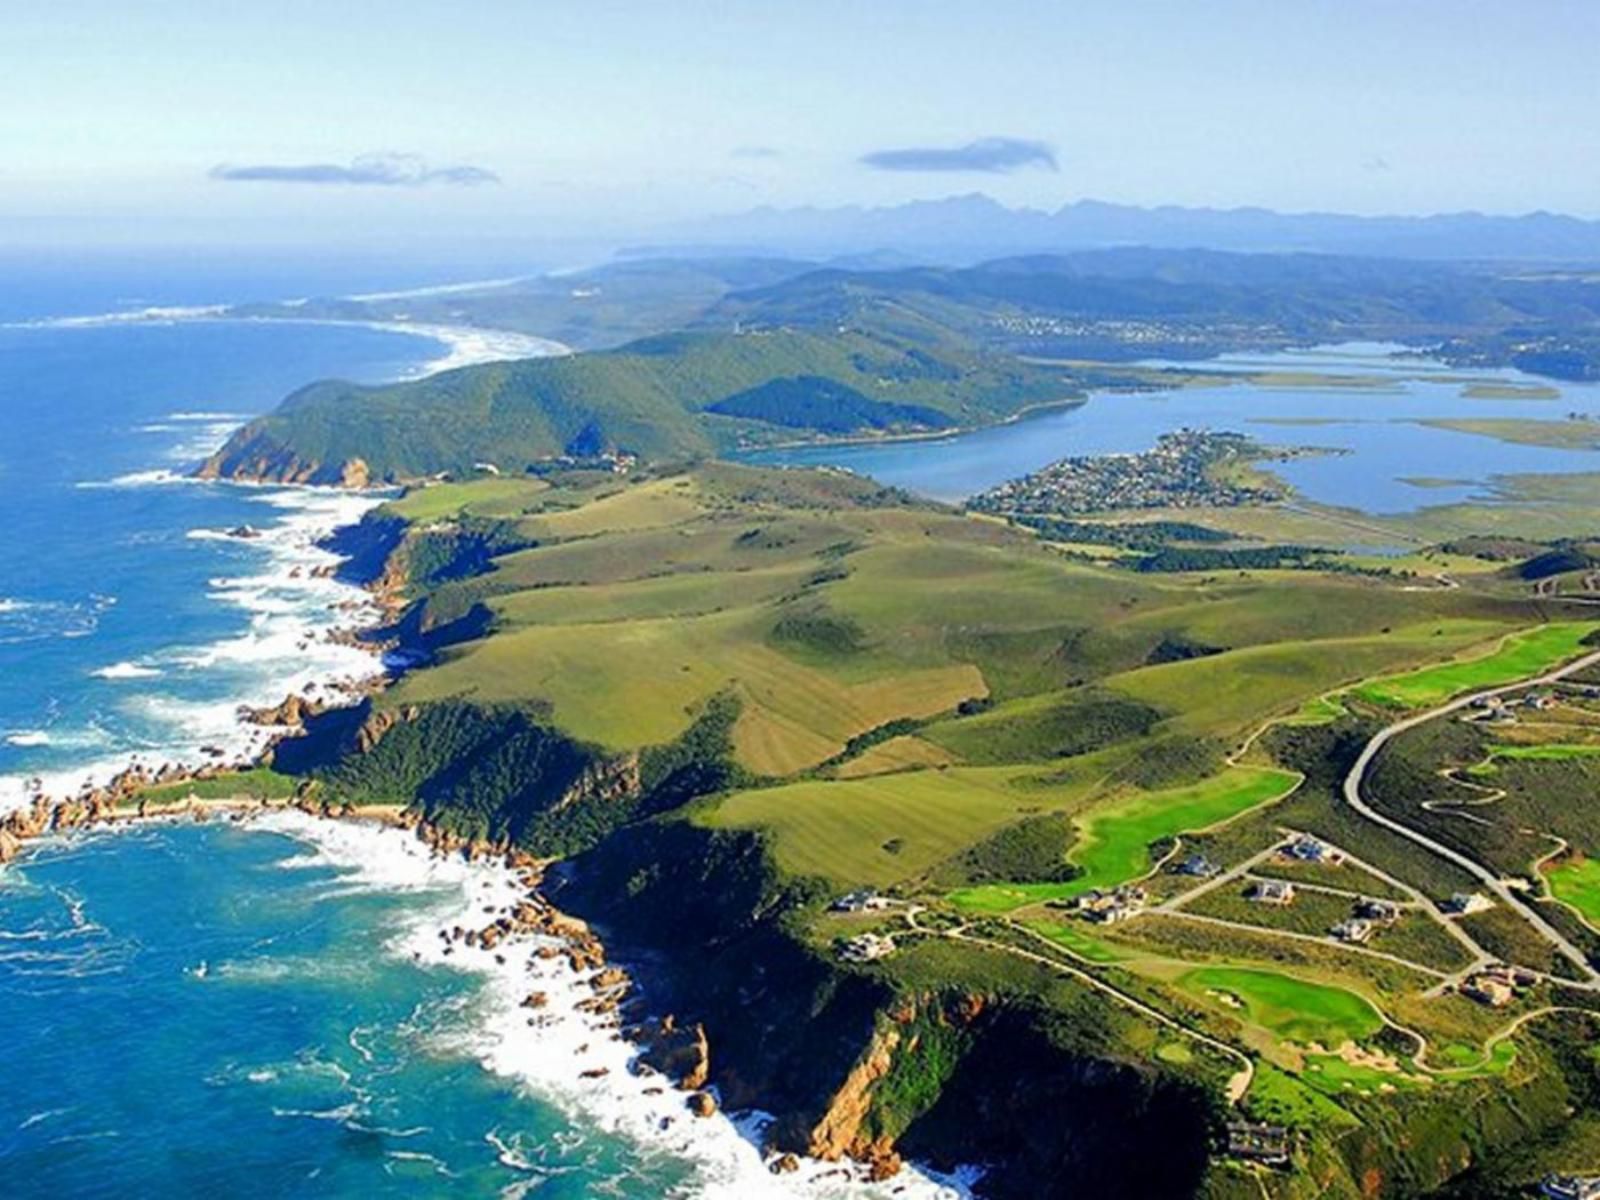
[860, 136, 1057, 174]
[209, 153, 499, 187]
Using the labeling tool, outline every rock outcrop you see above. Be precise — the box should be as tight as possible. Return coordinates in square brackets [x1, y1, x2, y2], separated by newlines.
[807, 1025, 901, 1162]
[637, 1015, 712, 1091]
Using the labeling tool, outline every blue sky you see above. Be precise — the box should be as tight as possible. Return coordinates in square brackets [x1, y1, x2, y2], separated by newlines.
[5, 0, 1598, 247]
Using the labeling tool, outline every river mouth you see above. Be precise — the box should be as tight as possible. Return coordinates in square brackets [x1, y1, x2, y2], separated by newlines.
[735, 343, 1600, 515]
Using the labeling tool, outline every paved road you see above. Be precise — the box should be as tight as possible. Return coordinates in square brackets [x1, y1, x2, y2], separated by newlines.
[1342, 647, 1600, 985]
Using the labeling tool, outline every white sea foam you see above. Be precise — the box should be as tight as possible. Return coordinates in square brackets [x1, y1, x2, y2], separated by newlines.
[91, 662, 162, 681]
[2, 304, 229, 331]
[344, 276, 529, 304]
[0, 483, 389, 816]
[9, 303, 567, 382]
[245, 812, 978, 1200]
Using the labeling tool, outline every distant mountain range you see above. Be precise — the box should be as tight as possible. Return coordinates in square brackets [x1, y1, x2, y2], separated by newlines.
[649, 194, 1600, 264]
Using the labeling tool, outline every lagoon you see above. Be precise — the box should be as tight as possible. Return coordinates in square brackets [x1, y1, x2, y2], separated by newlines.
[739, 345, 1600, 513]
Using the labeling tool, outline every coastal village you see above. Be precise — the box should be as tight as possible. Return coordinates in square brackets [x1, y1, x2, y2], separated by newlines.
[968, 428, 1287, 516]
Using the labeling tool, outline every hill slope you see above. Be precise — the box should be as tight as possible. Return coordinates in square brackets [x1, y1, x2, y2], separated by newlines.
[199, 325, 1074, 484]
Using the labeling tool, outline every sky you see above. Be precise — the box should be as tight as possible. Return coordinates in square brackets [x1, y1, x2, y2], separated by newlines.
[4, 0, 1599, 251]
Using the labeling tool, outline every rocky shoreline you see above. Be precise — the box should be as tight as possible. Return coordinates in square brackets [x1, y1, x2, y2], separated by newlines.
[1, 495, 945, 1191]
[0, 791, 930, 1189]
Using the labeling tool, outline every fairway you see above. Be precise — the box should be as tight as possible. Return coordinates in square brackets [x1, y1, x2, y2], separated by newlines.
[1492, 743, 1600, 762]
[947, 765, 1299, 912]
[1180, 967, 1385, 1046]
[1353, 622, 1600, 709]
[1546, 857, 1600, 924]
[702, 765, 1084, 888]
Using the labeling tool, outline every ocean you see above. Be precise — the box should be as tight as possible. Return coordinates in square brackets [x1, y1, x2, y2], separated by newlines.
[0, 260, 969, 1199]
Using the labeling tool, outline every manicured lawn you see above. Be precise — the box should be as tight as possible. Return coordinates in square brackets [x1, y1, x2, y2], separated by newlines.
[1352, 623, 1600, 710]
[1301, 1054, 1429, 1095]
[1546, 856, 1600, 924]
[1181, 966, 1385, 1046]
[1021, 918, 1130, 963]
[1494, 743, 1600, 762]
[1245, 1064, 1360, 1129]
[948, 766, 1299, 913]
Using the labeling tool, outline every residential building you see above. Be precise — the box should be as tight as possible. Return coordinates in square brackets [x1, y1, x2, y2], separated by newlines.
[1175, 853, 1221, 878]
[1076, 884, 1148, 924]
[1442, 892, 1493, 916]
[831, 890, 892, 913]
[839, 933, 895, 963]
[1283, 835, 1342, 865]
[1541, 1175, 1600, 1200]
[1462, 974, 1514, 1007]
[1227, 1121, 1291, 1165]
[1330, 918, 1375, 944]
[1355, 898, 1402, 923]
[1251, 879, 1296, 906]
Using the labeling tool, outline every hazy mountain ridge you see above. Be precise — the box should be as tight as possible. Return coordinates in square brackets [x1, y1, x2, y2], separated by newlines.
[675, 194, 1600, 264]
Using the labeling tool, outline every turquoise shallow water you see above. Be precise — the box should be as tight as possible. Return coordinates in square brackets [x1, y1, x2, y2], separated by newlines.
[0, 822, 688, 1198]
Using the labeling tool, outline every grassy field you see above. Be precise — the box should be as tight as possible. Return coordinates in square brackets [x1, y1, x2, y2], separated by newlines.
[1178, 966, 1385, 1046]
[1545, 857, 1600, 923]
[128, 767, 299, 807]
[384, 476, 549, 522]
[947, 766, 1299, 913]
[395, 600, 986, 775]
[1417, 416, 1600, 450]
[701, 765, 1085, 888]
[832, 735, 954, 779]
[1352, 622, 1600, 709]
[1107, 620, 1515, 740]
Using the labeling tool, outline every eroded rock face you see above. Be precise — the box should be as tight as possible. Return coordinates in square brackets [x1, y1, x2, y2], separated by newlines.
[807, 1025, 901, 1162]
[353, 704, 420, 754]
[196, 427, 373, 489]
[338, 458, 371, 489]
[242, 694, 324, 728]
[553, 753, 643, 813]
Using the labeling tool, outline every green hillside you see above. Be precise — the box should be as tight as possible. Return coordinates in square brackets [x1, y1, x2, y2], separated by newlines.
[199, 324, 1075, 484]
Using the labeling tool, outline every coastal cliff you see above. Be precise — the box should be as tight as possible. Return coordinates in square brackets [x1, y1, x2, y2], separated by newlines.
[195, 426, 371, 487]
[552, 819, 1220, 1197]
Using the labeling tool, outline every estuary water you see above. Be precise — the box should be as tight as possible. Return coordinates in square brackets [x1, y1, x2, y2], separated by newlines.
[740, 343, 1600, 511]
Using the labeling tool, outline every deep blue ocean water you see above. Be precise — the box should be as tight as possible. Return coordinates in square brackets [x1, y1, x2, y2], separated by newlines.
[0, 821, 693, 1199]
[0, 317, 436, 795]
[0, 260, 963, 1200]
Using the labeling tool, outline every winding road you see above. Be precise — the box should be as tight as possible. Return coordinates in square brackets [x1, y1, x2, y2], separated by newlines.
[1342, 647, 1600, 986]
